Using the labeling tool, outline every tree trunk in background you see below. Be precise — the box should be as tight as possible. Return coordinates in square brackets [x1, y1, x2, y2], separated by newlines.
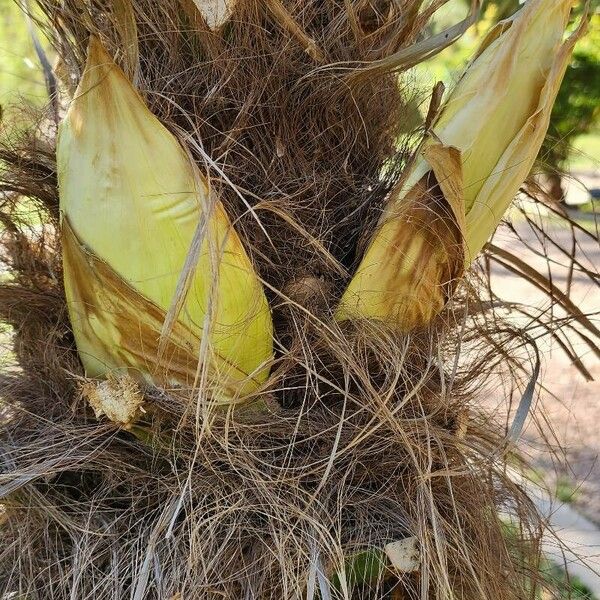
[547, 171, 566, 204]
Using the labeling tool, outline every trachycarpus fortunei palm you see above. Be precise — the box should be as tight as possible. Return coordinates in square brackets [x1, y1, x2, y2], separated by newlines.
[59, 0, 584, 412]
[0, 0, 593, 598]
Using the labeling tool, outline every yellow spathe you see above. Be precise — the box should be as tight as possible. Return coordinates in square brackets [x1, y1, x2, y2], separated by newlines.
[59, 37, 273, 400]
[337, 0, 584, 330]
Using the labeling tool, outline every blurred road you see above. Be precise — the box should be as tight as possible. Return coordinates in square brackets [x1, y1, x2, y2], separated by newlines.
[490, 215, 600, 523]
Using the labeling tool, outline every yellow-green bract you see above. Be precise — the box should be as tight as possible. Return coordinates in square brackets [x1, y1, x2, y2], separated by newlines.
[58, 37, 273, 402]
[337, 0, 585, 330]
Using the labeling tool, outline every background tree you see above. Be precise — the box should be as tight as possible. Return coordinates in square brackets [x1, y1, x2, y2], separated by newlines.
[541, 16, 600, 202]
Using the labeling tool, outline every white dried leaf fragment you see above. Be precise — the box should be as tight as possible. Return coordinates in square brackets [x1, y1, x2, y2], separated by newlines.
[82, 375, 144, 428]
[384, 537, 420, 573]
[193, 0, 233, 30]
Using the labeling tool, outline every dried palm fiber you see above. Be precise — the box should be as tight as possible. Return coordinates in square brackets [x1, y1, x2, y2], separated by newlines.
[0, 1, 598, 600]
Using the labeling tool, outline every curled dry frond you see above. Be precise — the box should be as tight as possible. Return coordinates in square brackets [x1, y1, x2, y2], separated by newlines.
[193, 0, 234, 30]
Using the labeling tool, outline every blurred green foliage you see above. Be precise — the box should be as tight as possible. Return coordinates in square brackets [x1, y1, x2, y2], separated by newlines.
[541, 561, 596, 599]
[542, 13, 600, 171]
[0, 2, 48, 107]
[555, 476, 580, 504]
